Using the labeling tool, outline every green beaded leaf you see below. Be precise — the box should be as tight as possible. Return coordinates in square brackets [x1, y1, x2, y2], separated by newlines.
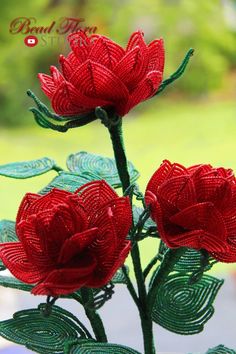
[0, 220, 17, 271]
[0, 157, 56, 179]
[173, 248, 217, 273]
[66, 151, 139, 188]
[0, 275, 33, 292]
[132, 206, 156, 230]
[157, 242, 217, 275]
[0, 275, 82, 302]
[39, 172, 94, 194]
[0, 220, 17, 243]
[173, 248, 204, 272]
[205, 345, 236, 354]
[152, 273, 223, 335]
[0, 304, 88, 354]
[0, 276, 99, 304]
[70, 341, 141, 354]
[112, 266, 129, 284]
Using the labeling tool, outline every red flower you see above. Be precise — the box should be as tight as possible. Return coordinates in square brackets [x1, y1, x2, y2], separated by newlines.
[145, 160, 236, 263]
[0, 181, 132, 295]
[38, 31, 164, 117]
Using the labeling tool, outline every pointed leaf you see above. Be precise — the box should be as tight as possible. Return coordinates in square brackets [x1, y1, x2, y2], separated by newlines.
[66, 151, 139, 188]
[39, 172, 96, 194]
[205, 345, 236, 354]
[157, 242, 217, 274]
[151, 273, 223, 335]
[0, 157, 57, 179]
[70, 341, 141, 354]
[0, 305, 88, 354]
[174, 248, 217, 273]
[112, 266, 129, 284]
[0, 275, 33, 291]
[0, 220, 17, 270]
[0, 275, 88, 305]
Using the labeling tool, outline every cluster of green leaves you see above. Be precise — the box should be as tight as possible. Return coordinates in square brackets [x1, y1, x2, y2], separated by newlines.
[0, 153, 235, 353]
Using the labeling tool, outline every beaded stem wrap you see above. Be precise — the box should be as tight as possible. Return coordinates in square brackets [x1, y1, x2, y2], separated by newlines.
[107, 118, 156, 354]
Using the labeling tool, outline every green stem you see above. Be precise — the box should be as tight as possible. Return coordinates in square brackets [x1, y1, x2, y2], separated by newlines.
[131, 244, 156, 354]
[108, 119, 130, 193]
[80, 288, 108, 343]
[108, 120, 155, 354]
[143, 254, 159, 280]
[121, 266, 140, 309]
[53, 165, 64, 173]
[147, 248, 186, 311]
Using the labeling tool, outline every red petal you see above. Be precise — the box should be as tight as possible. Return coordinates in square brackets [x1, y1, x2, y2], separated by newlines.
[146, 160, 173, 196]
[88, 240, 131, 287]
[89, 208, 118, 259]
[114, 47, 144, 90]
[0, 243, 46, 283]
[67, 51, 81, 68]
[69, 60, 129, 103]
[215, 167, 235, 180]
[32, 255, 97, 296]
[88, 36, 125, 69]
[187, 164, 212, 176]
[16, 193, 40, 231]
[170, 202, 227, 239]
[65, 194, 88, 232]
[58, 228, 98, 264]
[211, 245, 236, 263]
[126, 31, 147, 53]
[59, 55, 74, 80]
[122, 71, 162, 115]
[38, 74, 57, 99]
[194, 176, 232, 209]
[50, 66, 65, 85]
[27, 189, 71, 215]
[68, 31, 91, 63]
[157, 175, 197, 211]
[17, 217, 53, 268]
[89, 196, 132, 241]
[51, 81, 112, 116]
[148, 38, 165, 72]
[76, 180, 118, 215]
[88, 200, 131, 276]
[146, 160, 188, 201]
[169, 229, 229, 253]
[35, 205, 76, 261]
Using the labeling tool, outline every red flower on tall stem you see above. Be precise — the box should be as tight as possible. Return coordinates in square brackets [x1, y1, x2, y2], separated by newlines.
[38, 30, 164, 117]
[145, 160, 236, 262]
[0, 181, 132, 296]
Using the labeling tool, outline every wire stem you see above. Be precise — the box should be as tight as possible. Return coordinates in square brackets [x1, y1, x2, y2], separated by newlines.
[108, 118, 156, 354]
[80, 288, 108, 343]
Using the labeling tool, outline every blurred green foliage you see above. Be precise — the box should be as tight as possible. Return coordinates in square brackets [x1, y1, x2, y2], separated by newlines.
[0, 0, 236, 126]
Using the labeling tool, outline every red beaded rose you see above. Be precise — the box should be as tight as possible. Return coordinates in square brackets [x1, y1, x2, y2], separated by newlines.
[145, 160, 236, 262]
[38, 30, 164, 117]
[0, 181, 132, 295]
